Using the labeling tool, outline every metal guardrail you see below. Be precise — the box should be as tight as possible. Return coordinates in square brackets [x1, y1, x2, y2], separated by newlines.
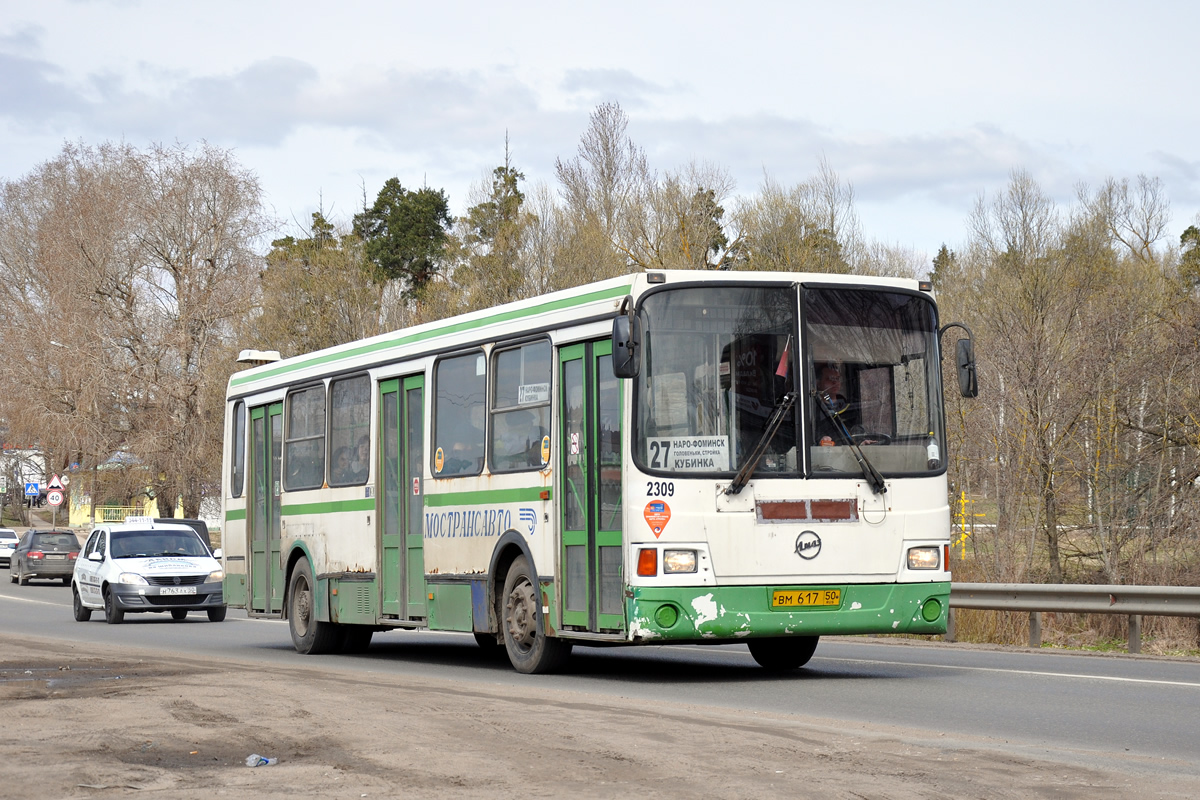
[947, 582, 1200, 654]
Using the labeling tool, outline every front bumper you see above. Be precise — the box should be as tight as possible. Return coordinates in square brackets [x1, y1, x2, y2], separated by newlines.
[109, 581, 225, 612]
[627, 581, 950, 641]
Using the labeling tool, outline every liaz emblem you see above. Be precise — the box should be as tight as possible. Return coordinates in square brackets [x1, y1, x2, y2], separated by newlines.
[795, 530, 821, 560]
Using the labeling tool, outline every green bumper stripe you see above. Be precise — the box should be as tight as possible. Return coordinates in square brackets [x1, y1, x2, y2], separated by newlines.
[281, 498, 376, 515]
[424, 487, 550, 507]
[628, 582, 950, 641]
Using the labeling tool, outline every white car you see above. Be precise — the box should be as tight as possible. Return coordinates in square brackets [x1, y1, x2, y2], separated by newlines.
[72, 517, 226, 624]
[0, 528, 17, 567]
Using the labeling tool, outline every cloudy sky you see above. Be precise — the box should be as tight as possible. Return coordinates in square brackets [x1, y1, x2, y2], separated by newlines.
[2, 0, 1197, 262]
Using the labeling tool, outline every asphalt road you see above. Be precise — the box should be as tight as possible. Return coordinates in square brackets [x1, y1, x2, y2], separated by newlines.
[3, 575, 1198, 781]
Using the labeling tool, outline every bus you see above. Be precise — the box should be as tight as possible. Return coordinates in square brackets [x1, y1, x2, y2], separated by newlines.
[220, 270, 977, 673]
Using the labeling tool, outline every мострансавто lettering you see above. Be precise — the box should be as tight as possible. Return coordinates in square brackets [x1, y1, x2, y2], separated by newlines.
[424, 509, 514, 539]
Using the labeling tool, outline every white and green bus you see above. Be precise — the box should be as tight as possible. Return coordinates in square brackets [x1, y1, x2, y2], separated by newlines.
[221, 270, 977, 673]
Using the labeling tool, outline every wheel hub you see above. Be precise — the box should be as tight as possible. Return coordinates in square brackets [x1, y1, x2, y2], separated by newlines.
[505, 579, 537, 649]
[294, 581, 312, 634]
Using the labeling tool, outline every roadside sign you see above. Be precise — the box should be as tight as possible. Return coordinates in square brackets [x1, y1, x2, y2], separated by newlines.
[48, 474, 64, 491]
[25, 482, 39, 497]
[47, 489, 64, 507]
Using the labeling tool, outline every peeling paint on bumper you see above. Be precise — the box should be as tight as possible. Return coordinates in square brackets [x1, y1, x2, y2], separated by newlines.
[627, 582, 950, 642]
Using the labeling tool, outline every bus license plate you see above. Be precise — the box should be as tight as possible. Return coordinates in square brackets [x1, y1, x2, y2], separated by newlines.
[160, 587, 197, 595]
[771, 589, 841, 608]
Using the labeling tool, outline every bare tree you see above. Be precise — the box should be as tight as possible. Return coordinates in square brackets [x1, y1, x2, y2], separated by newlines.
[730, 158, 862, 274]
[0, 141, 269, 520]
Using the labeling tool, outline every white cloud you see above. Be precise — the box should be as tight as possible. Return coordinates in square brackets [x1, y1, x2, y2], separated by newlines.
[1, 0, 1197, 257]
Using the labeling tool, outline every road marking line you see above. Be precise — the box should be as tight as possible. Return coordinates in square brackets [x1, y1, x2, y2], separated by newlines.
[815, 656, 1200, 689]
[0, 594, 63, 606]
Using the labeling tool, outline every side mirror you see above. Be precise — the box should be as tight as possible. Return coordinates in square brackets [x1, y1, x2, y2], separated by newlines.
[212, 548, 223, 560]
[956, 338, 978, 398]
[612, 313, 641, 379]
[88, 551, 103, 562]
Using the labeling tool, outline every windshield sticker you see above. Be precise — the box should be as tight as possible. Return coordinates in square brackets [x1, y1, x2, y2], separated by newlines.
[647, 437, 730, 471]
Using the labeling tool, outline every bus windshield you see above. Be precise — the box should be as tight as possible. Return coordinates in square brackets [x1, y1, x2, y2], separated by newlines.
[804, 287, 945, 477]
[634, 284, 799, 475]
[633, 283, 946, 479]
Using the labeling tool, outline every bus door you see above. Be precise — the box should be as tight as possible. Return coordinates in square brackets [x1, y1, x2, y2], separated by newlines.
[249, 402, 284, 614]
[559, 339, 624, 632]
[379, 376, 427, 620]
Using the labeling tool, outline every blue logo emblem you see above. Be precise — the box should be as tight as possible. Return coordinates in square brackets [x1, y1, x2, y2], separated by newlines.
[518, 508, 538, 535]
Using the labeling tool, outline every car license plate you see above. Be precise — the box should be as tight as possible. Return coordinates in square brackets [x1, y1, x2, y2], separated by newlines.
[46, 554, 66, 560]
[770, 588, 841, 608]
[160, 587, 197, 595]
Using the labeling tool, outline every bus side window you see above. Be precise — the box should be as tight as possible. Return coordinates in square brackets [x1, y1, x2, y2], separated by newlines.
[329, 375, 370, 486]
[285, 385, 327, 490]
[435, 352, 486, 476]
[231, 400, 246, 498]
[490, 340, 551, 472]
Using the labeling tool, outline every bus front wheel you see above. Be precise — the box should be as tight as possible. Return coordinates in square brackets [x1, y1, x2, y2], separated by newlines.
[288, 559, 342, 655]
[747, 636, 819, 670]
[501, 556, 571, 674]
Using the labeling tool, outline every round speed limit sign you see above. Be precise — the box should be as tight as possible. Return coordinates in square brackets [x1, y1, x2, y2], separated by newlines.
[47, 489, 64, 507]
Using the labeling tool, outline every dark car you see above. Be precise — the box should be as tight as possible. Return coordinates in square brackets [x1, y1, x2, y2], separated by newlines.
[154, 518, 212, 553]
[9, 530, 80, 585]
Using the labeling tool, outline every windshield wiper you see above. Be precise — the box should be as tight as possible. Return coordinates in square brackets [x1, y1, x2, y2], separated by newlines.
[725, 392, 797, 496]
[813, 390, 887, 496]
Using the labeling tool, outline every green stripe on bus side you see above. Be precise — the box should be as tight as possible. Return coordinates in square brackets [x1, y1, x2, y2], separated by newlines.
[226, 508, 246, 521]
[280, 498, 377, 516]
[230, 281, 632, 388]
[423, 487, 551, 507]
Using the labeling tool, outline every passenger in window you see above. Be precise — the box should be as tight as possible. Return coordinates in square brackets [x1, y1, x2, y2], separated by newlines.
[496, 409, 545, 469]
[331, 446, 354, 484]
[348, 435, 370, 482]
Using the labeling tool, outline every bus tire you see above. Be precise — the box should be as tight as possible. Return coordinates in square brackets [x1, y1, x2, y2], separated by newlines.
[340, 626, 373, 653]
[747, 635, 819, 670]
[288, 558, 341, 654]
[501, 555, 571, 674]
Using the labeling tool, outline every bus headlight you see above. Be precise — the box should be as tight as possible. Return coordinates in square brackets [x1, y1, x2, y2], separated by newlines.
[663, 550, 697, 574]
[907, 547, 940, 570]
[118, 572, 148, 585]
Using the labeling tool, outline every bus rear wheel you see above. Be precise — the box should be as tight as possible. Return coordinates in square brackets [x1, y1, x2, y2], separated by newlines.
[288, 559, 342, 654]
[501, 556, 570, 674]
[747, 636, 819, 670]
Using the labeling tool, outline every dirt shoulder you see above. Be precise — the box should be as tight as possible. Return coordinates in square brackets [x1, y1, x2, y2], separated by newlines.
[2, 634, 1196, 799]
